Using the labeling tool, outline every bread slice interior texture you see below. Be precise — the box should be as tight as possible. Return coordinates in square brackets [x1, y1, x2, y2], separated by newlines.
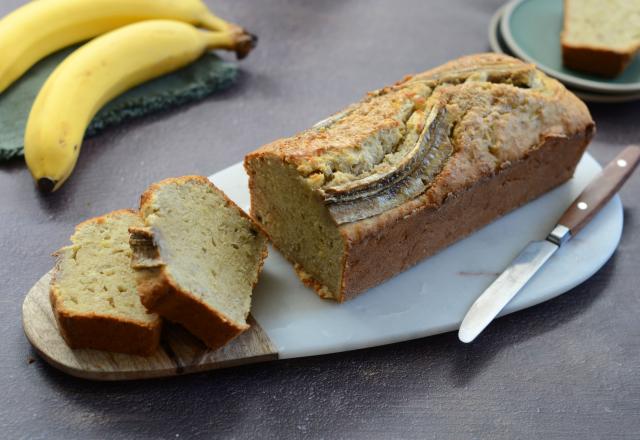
[131, 176, 268, 348]
[246, 156, 344, 299]
[563, 0, 640, 52]
[562, 0, 640, 76]
[51, 209, 161, 355]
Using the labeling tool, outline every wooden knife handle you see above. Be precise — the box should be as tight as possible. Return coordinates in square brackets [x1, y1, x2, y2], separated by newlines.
[558, 145, 640, 237]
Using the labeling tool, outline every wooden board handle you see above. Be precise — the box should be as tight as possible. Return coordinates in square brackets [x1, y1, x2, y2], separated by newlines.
[22, 271, 279, 381]
[558, 145, 640, 237]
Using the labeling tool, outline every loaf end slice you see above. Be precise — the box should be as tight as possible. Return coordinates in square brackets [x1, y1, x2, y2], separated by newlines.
[130, 176, 268, 350]
[561, 0, 640, 77]
[50, 210, 162, 356]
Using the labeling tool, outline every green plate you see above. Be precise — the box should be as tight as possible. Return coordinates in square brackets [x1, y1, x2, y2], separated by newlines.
[489, 3, 640, 102]
[501, 0, 640, 94]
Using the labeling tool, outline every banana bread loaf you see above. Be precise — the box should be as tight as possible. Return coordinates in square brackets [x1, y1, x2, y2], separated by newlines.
[129, 176, 268, 350]
[562, 0, 640, 77]
[245, 53, 595, 302]
[50, 209, 162, 355]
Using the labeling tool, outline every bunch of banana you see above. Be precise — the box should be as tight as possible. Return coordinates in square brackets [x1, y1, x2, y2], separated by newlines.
[0, 0, 254, 94]
[0, 0, 257, 191]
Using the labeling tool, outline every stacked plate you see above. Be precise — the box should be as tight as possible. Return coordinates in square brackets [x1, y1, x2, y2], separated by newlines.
[490, 0, 640, 103]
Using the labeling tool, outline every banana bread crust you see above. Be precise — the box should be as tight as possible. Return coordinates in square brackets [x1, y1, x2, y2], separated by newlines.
[248, 54, 591, 166]
[246, 53, 595, 302]
[49, 298, 161, 356]
[561, 44, 633, 78]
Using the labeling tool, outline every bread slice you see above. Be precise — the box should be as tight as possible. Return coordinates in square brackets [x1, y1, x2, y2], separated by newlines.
[50, 210, 162, 356]
[561, 0, 640, 77]
[245, 53, 595, 302]
[129, 176, 268, 350]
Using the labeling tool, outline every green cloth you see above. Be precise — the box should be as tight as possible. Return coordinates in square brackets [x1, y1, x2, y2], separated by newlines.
[0, 47, 238, 161]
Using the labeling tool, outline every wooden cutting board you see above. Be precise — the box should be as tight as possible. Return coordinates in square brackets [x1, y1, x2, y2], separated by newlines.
[22, 271, 278, 381]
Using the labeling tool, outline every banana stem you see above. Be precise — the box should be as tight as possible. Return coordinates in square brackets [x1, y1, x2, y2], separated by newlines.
[202, 28, 258, 60]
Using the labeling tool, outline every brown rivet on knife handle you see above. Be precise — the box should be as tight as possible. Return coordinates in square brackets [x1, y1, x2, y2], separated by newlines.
[557, 145, 640, 237]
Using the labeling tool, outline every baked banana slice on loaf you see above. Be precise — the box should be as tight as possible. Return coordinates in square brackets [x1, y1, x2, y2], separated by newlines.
[129, 176, 268, 350]
[245, 53, 595, 302]
[561, 0, 640, 77]
[50, 210, 162, 356]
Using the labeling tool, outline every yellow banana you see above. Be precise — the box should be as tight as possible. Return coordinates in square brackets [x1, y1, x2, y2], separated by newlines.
[0, 0, 254, 93]
[25, 20, 253, 192]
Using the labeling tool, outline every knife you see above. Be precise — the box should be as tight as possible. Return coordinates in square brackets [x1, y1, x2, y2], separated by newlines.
[458, 145, 640, 343]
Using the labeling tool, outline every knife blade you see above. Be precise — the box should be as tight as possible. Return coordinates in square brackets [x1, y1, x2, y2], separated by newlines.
[458, 145, 640, 343]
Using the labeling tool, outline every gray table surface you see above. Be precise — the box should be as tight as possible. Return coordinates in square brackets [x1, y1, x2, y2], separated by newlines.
[1, 0, 639, 438]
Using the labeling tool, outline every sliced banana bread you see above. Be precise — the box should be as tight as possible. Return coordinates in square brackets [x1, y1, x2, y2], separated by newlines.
[562, 0, 640, 77]
[129, 176, 268, 350]
[50, 209, 162, 356]
[245, 53, 595, 302]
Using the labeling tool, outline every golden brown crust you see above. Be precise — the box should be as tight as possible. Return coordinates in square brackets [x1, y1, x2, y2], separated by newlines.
[134, 175, 268, 350]
[246, 54, 590, 165]
[135, 268, 248, 350]
[561, 44, 633, 78]
[50, 209, 162, 356]
[247, 54, 592, 206]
